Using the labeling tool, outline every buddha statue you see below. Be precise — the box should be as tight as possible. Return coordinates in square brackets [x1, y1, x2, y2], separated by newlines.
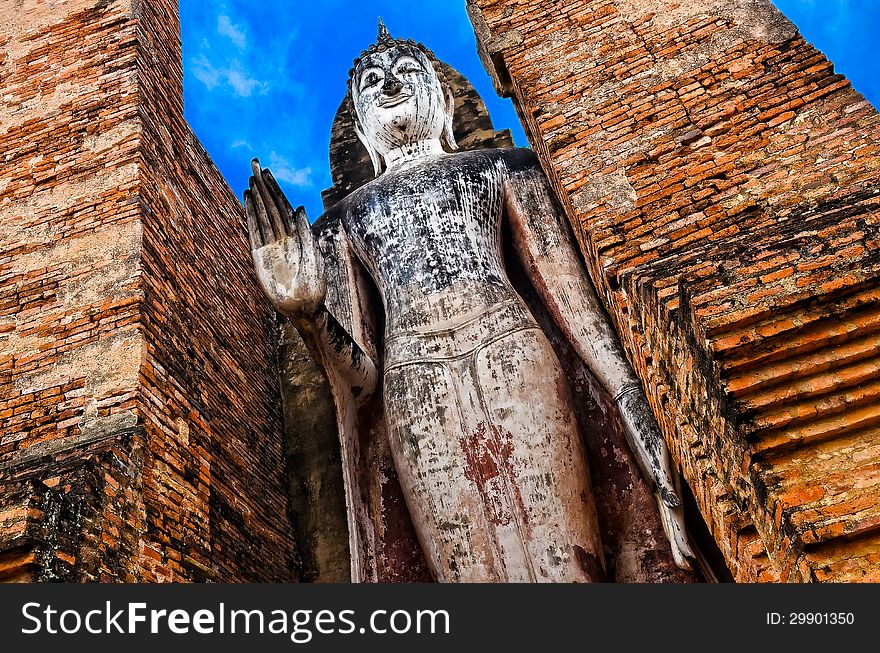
[244, 20, 694, 581]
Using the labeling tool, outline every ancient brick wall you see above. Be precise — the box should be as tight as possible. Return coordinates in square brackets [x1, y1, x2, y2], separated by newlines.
[1, 0, 296, 582]
[1, 0, 142, 474]
[468, 0, 880, 582]
[1, 0, 146, 582]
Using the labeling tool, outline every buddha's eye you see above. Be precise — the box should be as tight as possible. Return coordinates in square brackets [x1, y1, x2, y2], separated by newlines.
[395, 57, 423, 75]
[360, 71, 382, 91]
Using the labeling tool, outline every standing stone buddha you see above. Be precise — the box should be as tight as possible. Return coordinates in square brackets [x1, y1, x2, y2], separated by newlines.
[245, 21, 694, 581]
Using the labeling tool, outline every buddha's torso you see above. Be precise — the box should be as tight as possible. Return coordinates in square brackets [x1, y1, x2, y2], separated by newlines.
[341, 147, 534, 336]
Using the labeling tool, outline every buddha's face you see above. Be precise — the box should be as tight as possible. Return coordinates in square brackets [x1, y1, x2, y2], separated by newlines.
[352, 45, 449, 156]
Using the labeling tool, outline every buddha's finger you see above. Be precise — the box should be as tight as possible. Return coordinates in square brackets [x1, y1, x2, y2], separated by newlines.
[292, 206, 318, 273]
[249, 175, 285, 248]
[298, 236, 324, 297]
[243, 190, 263, 250]
[251, 159, 288, 239]
[293, 206, 315, 253]
[263, 169, 294, 237]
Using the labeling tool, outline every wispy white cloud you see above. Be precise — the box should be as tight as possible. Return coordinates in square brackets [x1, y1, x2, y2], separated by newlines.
[267, 152, 314, 188]
[190, 54, 221, 89]
[218, 14, 247, 49]
[226, 68, 267, 96]
[190, 54, 268, 97]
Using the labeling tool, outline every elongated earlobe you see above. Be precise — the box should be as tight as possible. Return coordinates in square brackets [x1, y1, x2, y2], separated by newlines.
[442, 85, 458, 151]
[353, 117, 384, 177]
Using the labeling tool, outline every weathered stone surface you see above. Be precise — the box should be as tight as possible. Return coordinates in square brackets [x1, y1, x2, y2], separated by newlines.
[506, 250, 694, 581]
[279, 323, 350, 582]
[468, 0, 880, 582]
[1, 0, 296, 582]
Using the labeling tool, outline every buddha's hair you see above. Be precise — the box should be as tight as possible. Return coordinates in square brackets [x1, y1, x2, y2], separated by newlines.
[347, 18, 451, 103]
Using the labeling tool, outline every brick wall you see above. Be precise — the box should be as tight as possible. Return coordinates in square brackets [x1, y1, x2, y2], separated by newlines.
[1, 0, 296, 582]
[468, 0, 880, 582]
[1, 0, 142, 469]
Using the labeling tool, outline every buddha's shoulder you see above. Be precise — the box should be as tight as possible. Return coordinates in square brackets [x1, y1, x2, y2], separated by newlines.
[495, 147, 540, 173]
[449, 146, 539, 169]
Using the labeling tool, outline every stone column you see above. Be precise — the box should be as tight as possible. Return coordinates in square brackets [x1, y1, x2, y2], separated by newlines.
[468, 0, 880, 582]
[0, 0, 296, 582]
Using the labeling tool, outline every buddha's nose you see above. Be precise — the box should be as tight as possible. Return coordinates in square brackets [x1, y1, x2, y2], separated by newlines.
[382, 74, 404, 96]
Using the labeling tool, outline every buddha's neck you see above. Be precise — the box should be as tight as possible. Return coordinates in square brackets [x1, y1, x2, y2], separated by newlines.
[383, 139, 444, 172]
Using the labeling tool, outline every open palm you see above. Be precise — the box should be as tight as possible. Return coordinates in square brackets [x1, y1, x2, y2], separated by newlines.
[245, 158, 326, 318]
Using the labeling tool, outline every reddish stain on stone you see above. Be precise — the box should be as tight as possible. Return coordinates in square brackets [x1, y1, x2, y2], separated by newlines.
[461, 422, 502, 485]
[460, 422, 536, 533]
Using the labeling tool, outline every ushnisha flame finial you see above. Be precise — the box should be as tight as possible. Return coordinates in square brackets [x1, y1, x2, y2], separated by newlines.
[377, 17, 394, 45]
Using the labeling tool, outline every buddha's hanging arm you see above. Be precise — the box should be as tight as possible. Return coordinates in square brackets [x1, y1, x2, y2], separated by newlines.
[245, 160, 378, 398]
[504, 160, 695, 570]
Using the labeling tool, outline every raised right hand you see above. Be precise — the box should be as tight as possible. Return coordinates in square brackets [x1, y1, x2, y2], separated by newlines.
[245, 158, 326, 318]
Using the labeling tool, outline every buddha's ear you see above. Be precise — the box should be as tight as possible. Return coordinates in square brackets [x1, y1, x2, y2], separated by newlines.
[349, 91, 384, 177]
[441, 84, 458, 152]
[354, 120, 384, 177]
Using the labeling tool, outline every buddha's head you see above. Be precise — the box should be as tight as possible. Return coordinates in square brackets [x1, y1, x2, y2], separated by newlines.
[348, 19, 457, 176]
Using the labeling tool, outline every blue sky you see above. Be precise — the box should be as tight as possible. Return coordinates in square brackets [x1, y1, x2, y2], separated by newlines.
[180, 1, 880, 220]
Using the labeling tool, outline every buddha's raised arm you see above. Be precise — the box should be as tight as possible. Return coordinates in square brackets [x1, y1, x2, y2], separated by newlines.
[502, 151, 694, 570]
[245, 159, 378, 398]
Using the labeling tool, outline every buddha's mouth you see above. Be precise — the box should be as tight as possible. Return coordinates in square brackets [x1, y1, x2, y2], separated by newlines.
[378, 93, 413, 108]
